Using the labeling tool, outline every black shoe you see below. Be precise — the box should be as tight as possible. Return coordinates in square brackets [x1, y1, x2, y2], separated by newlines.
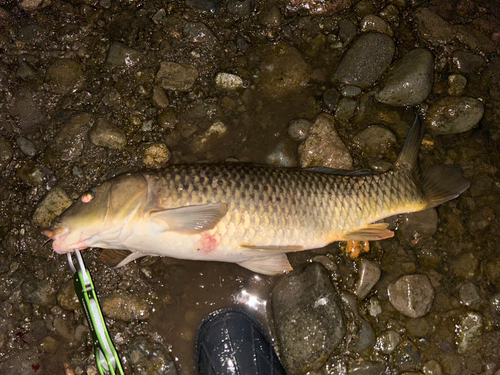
[194, 307, 286, 375]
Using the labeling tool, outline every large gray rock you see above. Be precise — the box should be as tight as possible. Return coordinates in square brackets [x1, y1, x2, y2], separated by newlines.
[332, 33, 395, 89]
[426, 97, 484, 134]
[376, 49, 434, 106]
[272, 263, 346, 374]
[299, 113, 353, 169]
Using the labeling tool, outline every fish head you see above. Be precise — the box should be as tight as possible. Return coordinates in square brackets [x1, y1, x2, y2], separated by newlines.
[44, 173, 148, 254]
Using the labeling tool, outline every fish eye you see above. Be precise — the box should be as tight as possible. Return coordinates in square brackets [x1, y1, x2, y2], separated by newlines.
[81, 190, 95, 204]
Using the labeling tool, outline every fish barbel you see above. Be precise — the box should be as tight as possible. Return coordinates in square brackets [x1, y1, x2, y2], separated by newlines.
[43, 119, 470, 274]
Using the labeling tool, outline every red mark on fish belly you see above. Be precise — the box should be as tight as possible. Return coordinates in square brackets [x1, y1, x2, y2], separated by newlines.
[197, 233, 220, 254]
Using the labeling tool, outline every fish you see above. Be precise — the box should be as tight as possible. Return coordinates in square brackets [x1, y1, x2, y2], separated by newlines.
[43, 118, 470, 275]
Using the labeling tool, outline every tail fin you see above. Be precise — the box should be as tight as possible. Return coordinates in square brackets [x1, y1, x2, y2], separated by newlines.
[395, 116, 470, 207]
[395, 115, 426, 173]
[421, 165, 470, 207]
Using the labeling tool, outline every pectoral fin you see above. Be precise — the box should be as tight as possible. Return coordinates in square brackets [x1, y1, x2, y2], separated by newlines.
[344, 223, 394, 241]
[114, 251, 147, 268]
[238, 254, 293, 275]
[99, 249, 133, 267]
[149, 203, 228, 234]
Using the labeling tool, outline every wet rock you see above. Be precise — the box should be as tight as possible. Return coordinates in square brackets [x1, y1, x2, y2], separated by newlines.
[186, 0, 221, 13]
[39, 336, 60, 354]
[338, 19, 357, 45]
[332, 33, 395, 89]
[376, 49, 434, 106]
[227, 0, 254, 16]
[422, 360, 443, 375]
[0, 348, 44, 375]
[342, 292, 376, 353]
[323, 88, 341, 112]
[470, 174, 493, 197]
[215, 72, 243, 90]
[105, 42, 142, 68]
[272, 263, 346, 374]
[459, 282, 481, 306]
[101, 291, 150, 321]
[485, 258, 500, 285]
[266, 141, 297, 167]
[375, 330, 402, 354]
[258, 4, 282, 27]
[467, 207, 495, 234]
[89, 118, 127, 149]
[393, 340, 422, 372]
[335, 97, 357, 120]
[183, 22, 217, 44]
[388, 274, 434, 318]
[128, 339, 178, 374]
[414, 7, 456, 46]
[354, 259, 381, 300]
[312, 255, 338, 272]
[353, 125, 396, 158]
[284, 0, 355, 15]
[288, 119, 312, 141]
[340, 85, 362, 97]
[257, 44, 310, 98]
[16, 136, 36, 157]
[17, 62, 37, 80]
[142, 142, 170, 166]
[451, 51, 486, 74]
[158, 109, 178, 130]
[398, 209, 438, 245]
[156, 61, 199, 91]
[152, 86, 170, 108]
[299, 113, 353, 169]
[8, 87, 45, 133]
[46, 112, 94, 166]
[347, 360, 385, 375]
[455, 25, 496, 54]
[456, 312, 483, 354]
[21, 280, 56, 306]
[451, 253, 478, 279]
[447, 74, 467, 96]
[57, 279, 81, 311]
[360, 14, 393, 36]
[426, 97, 484, 134]
[32, 186, 73, 228]
[45, 58, 84, 94]
[19, 0, 44, 11]
[0, 138, 13, 172]
[406, 317, 430, 338]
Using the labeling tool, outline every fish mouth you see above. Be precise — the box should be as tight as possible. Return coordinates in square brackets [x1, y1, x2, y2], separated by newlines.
[43, 226, 88, 254]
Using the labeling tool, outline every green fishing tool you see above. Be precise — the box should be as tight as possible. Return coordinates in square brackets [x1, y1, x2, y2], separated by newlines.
[67, 250, 125, 375]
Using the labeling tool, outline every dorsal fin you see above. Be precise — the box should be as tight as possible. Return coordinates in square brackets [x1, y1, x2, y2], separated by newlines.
[394, 115, 425, 172]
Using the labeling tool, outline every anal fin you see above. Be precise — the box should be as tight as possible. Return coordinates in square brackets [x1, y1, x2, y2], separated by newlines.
[344, 223, 394, 241]
[238, 254, 293, 275]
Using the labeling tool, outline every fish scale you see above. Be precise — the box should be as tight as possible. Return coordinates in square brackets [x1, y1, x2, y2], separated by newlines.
[145, 164, 422, 247]
[44, 119, 470, 274]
